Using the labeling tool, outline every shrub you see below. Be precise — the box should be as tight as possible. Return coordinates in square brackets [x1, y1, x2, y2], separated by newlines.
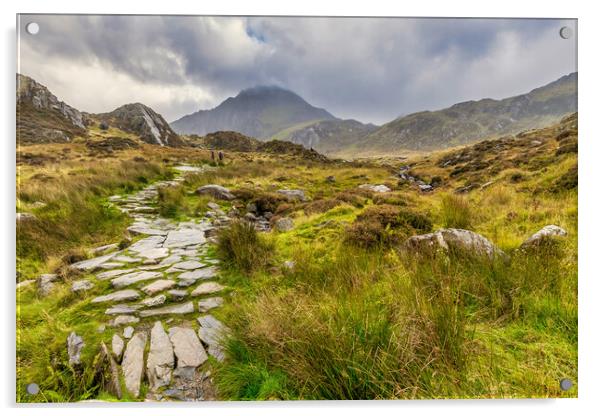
[440, 194, 473, 229]
[217, 221, 274, 274]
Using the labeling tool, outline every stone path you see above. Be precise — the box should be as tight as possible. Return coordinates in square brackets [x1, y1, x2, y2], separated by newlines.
[71, 166, 230, 401]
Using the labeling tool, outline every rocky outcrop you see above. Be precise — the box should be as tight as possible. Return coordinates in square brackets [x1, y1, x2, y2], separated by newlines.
[96, 103, 182, 147]
[406, 228, 505, 259]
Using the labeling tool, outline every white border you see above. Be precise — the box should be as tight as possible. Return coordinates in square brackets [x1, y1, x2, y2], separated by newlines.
[2, 1, 600, 415]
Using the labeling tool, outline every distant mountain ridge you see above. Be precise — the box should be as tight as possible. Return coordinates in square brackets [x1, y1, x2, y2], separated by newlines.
[360, 72, 577, 152]
[170, 85, 337, 139]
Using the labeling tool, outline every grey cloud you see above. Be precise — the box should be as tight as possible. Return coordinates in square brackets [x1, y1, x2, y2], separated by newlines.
[18, 15, 576, 124]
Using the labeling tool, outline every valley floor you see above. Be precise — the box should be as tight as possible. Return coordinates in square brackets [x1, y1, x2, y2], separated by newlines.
[16, 115, 578, 401]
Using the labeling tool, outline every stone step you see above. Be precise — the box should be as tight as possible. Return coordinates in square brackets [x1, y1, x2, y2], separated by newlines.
[139, 301, 194, 318]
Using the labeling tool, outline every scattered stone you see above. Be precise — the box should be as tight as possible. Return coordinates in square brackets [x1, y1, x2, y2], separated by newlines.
[67, 332, 84, 365]
[147, 321, 174, 391]
[37, 273, 58, 296]
[419, 184, 434, 192]
[277, 189, 307, 202]
[520, 225, 568, 248]
[406, 228, 505, 260]
[110, 315, 140, 327]
[105, 304, 141, 315]
[16, 212, 36, 222]
[123, 326, 134, 339]
[169, 327, 208, 377]
[96, 268, 135, 280]
[71, 253, 116, 271]
[198, 297, 223, 312]
[191, 282, 225, 296]
[359, 184, 391, 193]
[139, 301, 194, 318]
[207, 202, 220, 210]
[196, 184, 235, 201]
[141, 294, 167, 307]
[91, 289, 140, 304]
[71, 279, 94, 292]
[111, 271, 163, 289]
[197, 315, 227, 361]
[283, 260, 295, 270]
[112, 334, 124, 361]
[122, 332, 147, 398]
[142, 279, 176, 296]
[274, 217, 294, 232]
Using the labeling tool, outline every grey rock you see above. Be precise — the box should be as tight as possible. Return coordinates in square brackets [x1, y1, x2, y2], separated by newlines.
[191, 282, 225, 296]
[71, 279, 94, 292]
[197, 315, 227, 361]
[91, 289, 140, 304]
[112, 334, 124, 361]
[198, 297, 223, 312]
[139, 301, 194, 318]
[71, 253, 117, 271]
[277, 189, 307, 202]
[207, 202, 220, 210]
[111, 271, 163, 289]
[246, 202, 258, 213]
[110, 315, 140, 327]
[92, 243, 119, 255]
[274, 217, 294, 232]
[141, 294, 167, 307]
[16, 279, 35, 289]
[164, 229, 205, 249]
[142, 279, 176, 296]
[96, 268, 135, 280]
[168, 327, 208, 372]
[147, 321, 174, 390]
[113, 255, 140, 263]
[283, 260, 295, 270]
[170, 260, 205, 270]
[16, 212, 36, 222]
[137, 248, 170, 261]
[521, 225, 568, 248]
[196, 184, 235, 201]
[67, 332, 84, 365]
[37, 274, 58, 296]
[358, 184, 391, 193]
[168, 289, 188, 301]
[123, 326, 134, 339]
[122, 332, 147, 398]
[178, 266, 218, 282]
[105, 304, 141, 315]
[98, 262, 126, 270]
[406, 228, 505, 259]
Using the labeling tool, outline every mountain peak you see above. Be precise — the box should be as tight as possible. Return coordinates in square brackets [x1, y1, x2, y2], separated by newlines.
[171, 86, 336, 139]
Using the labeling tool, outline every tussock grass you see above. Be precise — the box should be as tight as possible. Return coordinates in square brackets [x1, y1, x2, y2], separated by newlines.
[440, 194, 473, 229]
[217, 221, 275, 274]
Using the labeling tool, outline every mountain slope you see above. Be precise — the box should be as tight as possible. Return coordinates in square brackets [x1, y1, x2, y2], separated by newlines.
[95, 103, 183, 147]
[17, 74, 87, 144]
[360, 72, 577, 152]
[171, 85, 336, 139]
[271, 119, 378, 154]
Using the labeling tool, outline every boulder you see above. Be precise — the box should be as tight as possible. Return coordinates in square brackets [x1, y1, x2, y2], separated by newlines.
[67, 332, 84, 365]
[168, 327, 208, 378]
[196, 184, 235, 201]
[406, 228, 505, 259]
[112, 334, 124, 361]
[274, 217, 294, 232]
[277, 189, 307, 202]
[520, 225, 568, 248]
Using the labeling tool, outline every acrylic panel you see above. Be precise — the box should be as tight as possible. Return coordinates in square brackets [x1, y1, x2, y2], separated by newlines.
[16, 15, 577, 402]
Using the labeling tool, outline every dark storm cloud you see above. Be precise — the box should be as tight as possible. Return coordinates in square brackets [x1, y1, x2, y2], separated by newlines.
[18, 15, 576, 123]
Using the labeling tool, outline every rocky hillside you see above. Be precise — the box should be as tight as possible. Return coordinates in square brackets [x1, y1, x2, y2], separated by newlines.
[95, 104, 184, 147]
[171, 86, 336, 139]
[17, 74, 87, 144]
[360, 72, 577, 152]
[271, 119, 378, 154]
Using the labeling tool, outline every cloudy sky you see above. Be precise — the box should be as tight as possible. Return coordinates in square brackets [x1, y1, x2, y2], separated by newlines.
[18, 15, 576, 124]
